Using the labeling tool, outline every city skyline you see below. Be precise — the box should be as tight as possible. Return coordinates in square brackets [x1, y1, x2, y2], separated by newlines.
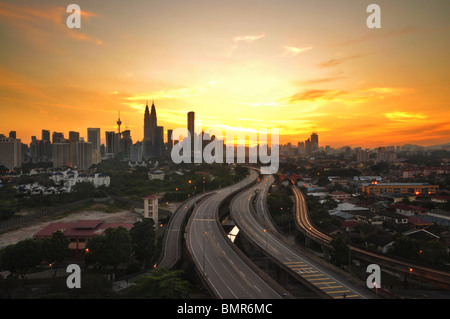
[1, 1, 449, 148]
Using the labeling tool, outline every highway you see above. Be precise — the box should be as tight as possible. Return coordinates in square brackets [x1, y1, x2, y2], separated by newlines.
[157, 192, 212, 269]
[186, 170, 285, 299]
[231, 174, 375, 299]
[292, 184, 450, 290]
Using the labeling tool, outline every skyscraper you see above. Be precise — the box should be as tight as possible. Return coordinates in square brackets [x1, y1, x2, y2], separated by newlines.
[52, 132, 65, 144]
[0, 136, 22, 169]
[143, 100, 159, 158]
[52, 142, 70, 169]
[75, 140, 93, 170]
[187, 111, 195, 161]
[42, 130, 50, 142]
[69, 131, 80, 143]
[187, 111, 195, 142]
[311, 132, 319, 152]
[105, 131, 116, 159]
[87, 128, 101, 164]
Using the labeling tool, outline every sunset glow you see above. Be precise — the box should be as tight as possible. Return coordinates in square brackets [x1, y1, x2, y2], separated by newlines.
[1, 0, 449, 148]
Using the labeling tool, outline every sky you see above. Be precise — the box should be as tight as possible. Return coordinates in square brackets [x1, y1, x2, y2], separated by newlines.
[0, 0, 449, 148]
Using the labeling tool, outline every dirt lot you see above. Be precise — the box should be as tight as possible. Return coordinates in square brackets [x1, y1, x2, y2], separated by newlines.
[0, 208, 141, 250]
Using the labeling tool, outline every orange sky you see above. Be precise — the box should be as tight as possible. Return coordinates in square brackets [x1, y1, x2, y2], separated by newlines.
[1, 0, 449, 148]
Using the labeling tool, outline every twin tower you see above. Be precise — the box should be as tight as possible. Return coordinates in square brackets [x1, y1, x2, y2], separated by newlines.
[143, 101, 164, 158]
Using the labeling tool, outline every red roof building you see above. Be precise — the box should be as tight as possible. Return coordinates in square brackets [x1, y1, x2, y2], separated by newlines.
[34, 220, 134, 259]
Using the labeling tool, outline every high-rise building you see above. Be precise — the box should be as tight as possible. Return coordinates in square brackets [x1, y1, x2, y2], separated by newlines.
[152, 126, 164, 157]
[187, 111, 195, 161]
[42, 130, 50, 142]
[120, 130, 133, 160]
[311, 132, 319, 152]
[75, 141, 93, 170]
[87, 128, 101, 164]
[143, 101, 159, 158]
[187, 111, 195, 143]
[69, 131, 80, 143]
[0, 136, 22, 169]
[52, 142, 71, 168]
[167, 129, 173, 152]
[131, 141, 143, 162]
[9, 131, 16, 139]
[105, 131, 116, 159]
[52, 132, 65, 144]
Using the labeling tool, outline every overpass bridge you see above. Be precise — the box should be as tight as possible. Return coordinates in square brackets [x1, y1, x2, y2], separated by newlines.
[292, 184, 450, 291]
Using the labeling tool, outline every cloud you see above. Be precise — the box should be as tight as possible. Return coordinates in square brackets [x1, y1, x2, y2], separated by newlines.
[280, 45, 313, 57]
[279, 45, 313, 57]
[0, 2, 102, 46]
[227, 33, 266, 57]
[233, 34, 266, 43]
[384, 112, 427, 122]
[287, 89, 348, 102]
[294, 76, 345, 85]
[318, 55, 366, 68]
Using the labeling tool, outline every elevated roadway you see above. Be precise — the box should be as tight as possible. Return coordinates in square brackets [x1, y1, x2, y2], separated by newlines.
[157, 192, 212, 269]
[231, 174, 375, 299]
[292, 184, 450, 290]
[186, 170, 285, 299]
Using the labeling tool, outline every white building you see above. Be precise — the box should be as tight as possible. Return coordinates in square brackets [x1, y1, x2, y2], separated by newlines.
[52, 170, 110, 190]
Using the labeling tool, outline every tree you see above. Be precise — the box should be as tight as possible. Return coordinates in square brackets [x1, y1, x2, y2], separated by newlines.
[103, 227, 132, 270]
[127, 267, 191, 299]
[42, 231, 69, 276]
[330, 234, 350, 268]
[130, 218, 156, 268]
[85, 235, 108, 269]
[0, 239, 43, 278]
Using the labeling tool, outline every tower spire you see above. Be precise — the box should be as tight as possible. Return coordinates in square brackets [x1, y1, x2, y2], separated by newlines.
[117, 111, 122, 134]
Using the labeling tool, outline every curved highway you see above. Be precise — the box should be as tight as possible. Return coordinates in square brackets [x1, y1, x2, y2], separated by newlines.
[186, 170, 284, 299]
[157, 192, 212, 269]
[231, 175, 374, 299]
[292, 184, 450, 290]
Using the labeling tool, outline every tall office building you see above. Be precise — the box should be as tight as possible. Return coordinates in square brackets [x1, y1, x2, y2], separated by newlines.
[69, 131, 80, 143]
[310, 132, 319, 152]
[187, 111, 195, 142]
[0, 136, 22, 169]
[187, 111, 195, 161]
[143, 101, 160, 158]
[52, 132, 65, 144]
[152, 126, 164, 157]
[52, 142, 71, 169]
[131, 141, 143, 162]
[167, 129, 173, 154]
[42, 130, 50, 142]
[105, 131, 116, 159]
[121, 130, 133, 160]
[87, 128, 101, 164]
[74, 140, 93, 170]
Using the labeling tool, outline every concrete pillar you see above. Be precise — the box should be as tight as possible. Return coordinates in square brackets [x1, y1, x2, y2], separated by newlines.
[305, 237, 311, 248]
[322, 246, 330, 261]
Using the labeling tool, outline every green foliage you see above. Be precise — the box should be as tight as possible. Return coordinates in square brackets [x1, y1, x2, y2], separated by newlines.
[330, 234, 350, 267]
[0, 239, 43, 278]
[85, 226, 132, 270]
[388, 235, 450, 267]
[130, 218, 156, 267]
[127, 267, 191, 299]
[267, 186, 295, 234]
[42, 231, 69, 265]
